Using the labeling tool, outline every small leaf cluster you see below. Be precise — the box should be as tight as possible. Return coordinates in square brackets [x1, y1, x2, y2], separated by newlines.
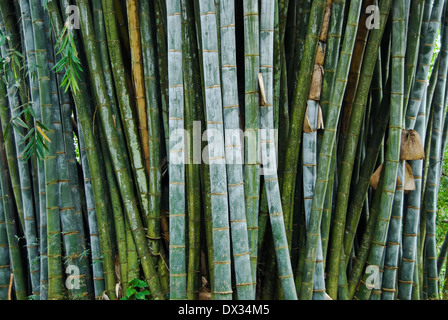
[121, 279, 152, 300]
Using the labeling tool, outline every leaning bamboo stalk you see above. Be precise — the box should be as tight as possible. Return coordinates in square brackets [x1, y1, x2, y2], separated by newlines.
[220, 0, 255, 300]
[126, 0, 150, 175]
[75, 0, 164, 300]
[0, 179, 9, 300]
[0, 119, 27, 300]
[405, 0, 445, 130]
[260, 0, 297, 300]
[337, 0, 374, 163]
[198, 0, 233, 300]
[423, 8, 448, 298]
[403, 0, 425, 111]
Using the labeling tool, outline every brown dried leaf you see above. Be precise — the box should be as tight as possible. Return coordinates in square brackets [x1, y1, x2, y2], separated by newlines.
[303, 106, 313, 133]
[400, 129, 425, 161]
[309, 65, 324, 101]
[404, 161, 416, 191]
[258, 73, 267, 106]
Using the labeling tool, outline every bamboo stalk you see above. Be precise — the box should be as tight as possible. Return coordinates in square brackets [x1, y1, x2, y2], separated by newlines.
[260, 0, 297, 300]
[167, 0, 187, 300]
[423, 6, 448, 298]
[126, 0, 150, 176]
[220, 0, 254, 300]
[243, 0, 261, 288]
[198, 0, 233, 300]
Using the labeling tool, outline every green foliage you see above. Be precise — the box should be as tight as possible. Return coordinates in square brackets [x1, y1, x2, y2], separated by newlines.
[53, 24, 83, 94]
[0, 28, 50, 162]
[121, 279, 152, 300]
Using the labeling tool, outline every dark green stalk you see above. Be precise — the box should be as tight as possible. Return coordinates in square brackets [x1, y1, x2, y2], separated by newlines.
[140, 0, 163, 269]
[180, 0, 202, 300]
[0, 119, 27, 300]
[0, 176, 9, 300]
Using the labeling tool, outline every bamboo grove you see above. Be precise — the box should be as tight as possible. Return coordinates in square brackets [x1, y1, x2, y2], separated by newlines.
[1, 0, 448, 301]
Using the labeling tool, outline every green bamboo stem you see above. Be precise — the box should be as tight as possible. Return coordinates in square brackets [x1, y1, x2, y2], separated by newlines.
[125, 217, 140, 283]
[220, 0, 254, 300]
[380, 0, 409, 300]
[260, 0, 297, 300]
[139, 0, 163, 269]
[403, 0, 425, 111]
[179, 0, 202, 300]
[75, 0, 164, 299]
[0, 119, 27, 300]
[198, 0, 233, 300]
[166, 0, 187, 300]
[337, 0, 374, 167]
[243, 0, 261, 288]
[154, 0, 170, 153]
[290, 0, 312, 103]
[0, 178, 9, 300]
[405, 0, 445, 130]
[126, 0, 150, 177]
[423, 8, 448, 298]
[398, 86, 428, 300]
[77, 122, 105, 299]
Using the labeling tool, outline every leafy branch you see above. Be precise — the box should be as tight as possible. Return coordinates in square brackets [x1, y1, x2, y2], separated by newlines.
[53, 23, 83, 94]
[0, 29, 50, 161]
